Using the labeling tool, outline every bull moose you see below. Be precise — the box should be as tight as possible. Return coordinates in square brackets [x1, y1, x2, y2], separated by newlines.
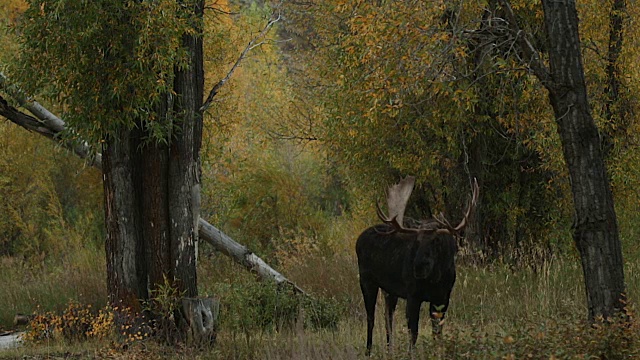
[356, 176, 478, 354]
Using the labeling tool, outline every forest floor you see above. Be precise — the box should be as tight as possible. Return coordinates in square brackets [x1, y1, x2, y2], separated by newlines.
[2, 253, 640, 359]
[0, 313, 638, 359]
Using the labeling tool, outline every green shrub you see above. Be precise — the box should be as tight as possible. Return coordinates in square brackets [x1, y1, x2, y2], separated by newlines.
[215, 281, 341, 333]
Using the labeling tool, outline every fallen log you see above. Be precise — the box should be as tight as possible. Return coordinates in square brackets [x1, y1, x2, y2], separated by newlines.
[199, 221, 306, 294]
[180, 297, 219, 344]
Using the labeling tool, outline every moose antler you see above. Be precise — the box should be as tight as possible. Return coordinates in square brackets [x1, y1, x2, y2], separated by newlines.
[377, 176, 479, 235]
[376, 176, 422, 233]
[433, 178, 479, 234]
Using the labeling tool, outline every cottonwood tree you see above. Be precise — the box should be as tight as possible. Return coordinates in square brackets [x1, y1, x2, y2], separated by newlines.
[11, 0, 205, 324]
[0, 0, 303, 326]
[497, 0, 626, 320]
[3, 2, 295, 332]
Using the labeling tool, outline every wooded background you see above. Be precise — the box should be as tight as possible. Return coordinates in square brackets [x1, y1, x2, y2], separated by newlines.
[1, 0, 640, 356]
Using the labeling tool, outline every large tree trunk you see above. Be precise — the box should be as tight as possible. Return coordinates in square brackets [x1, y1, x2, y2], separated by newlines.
[542, 0, 625, 320]
[1, 85, 306, 293]
[102, 0, 204, 313]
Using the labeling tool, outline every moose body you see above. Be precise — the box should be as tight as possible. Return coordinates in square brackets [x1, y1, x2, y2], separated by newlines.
[356, 176, 477, 354]
[356, 224, 457, 352]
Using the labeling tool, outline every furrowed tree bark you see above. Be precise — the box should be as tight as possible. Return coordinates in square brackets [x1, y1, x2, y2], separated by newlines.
[100, 0, 205, 315]
[166, 13, 205, 297]
[497, 0, 626, 320]
[541, 0, 625, 320]
[103, 127, 148, 309]
[141, 135, 172, 296]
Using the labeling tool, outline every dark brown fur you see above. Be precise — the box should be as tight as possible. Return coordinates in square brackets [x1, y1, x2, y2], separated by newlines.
[356, 223, 457, 354]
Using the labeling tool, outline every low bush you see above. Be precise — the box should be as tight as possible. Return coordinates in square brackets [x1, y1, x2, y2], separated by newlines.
[22, 301, 151, 345]
[214, 280, 342, 333]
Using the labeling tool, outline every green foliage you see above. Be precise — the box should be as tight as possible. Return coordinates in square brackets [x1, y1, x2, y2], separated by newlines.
[314, 1, 560, 255]
[204, 145, 335, 256]
[0, 0, 24, 65]
[0, 122, 103, 260]
[199, 2, 348, 256]
[281, 0, 640, 262]
[148, 276, 184, 320]
[213, 280, 340, 333]
[145, 275, 185, 343]
[11, 0, 198, 143]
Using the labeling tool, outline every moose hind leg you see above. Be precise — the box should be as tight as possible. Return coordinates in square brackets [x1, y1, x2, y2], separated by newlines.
[383, 292, 398, 350]
[360, 279, 379, 355]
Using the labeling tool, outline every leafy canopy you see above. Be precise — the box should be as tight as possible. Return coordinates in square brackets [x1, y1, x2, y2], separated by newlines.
[12, 0, 200, 143]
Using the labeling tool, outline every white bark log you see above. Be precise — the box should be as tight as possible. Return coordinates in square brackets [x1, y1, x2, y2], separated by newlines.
[0, 73, 65, 132]
[199, 220, 306, 294]
[0, 73, 102, 168]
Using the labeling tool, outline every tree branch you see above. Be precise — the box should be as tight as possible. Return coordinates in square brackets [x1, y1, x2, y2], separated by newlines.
[496, 0, 553, 89]
[200, 14, 281, 112]
[0, 94, 57, 140]
[199, 221, 306, 294]
[0, 73, 66, 133]
[0, 80, 102, 169]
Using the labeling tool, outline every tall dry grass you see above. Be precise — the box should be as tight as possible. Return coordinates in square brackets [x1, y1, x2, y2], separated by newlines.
[206, 251, 638, 360]
[3, 204, 640, 359]
[2, 240, 640, 359]
[0, 245, 106, 328]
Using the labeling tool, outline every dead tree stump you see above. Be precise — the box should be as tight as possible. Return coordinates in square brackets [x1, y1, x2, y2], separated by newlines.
[180, 297, 219, 345]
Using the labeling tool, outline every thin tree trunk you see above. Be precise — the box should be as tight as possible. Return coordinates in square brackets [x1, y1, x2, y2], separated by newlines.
[542, 0, 625, 320]
[602, 0, 627, 156]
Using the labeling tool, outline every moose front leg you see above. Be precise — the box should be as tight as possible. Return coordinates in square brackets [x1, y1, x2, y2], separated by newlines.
[405, 297, 422, 348]
[429, 302, 449, 337]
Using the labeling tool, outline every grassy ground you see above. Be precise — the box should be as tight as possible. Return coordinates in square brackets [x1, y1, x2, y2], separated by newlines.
[0, 247, 106, 328]
[1, 250, 639, 359]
